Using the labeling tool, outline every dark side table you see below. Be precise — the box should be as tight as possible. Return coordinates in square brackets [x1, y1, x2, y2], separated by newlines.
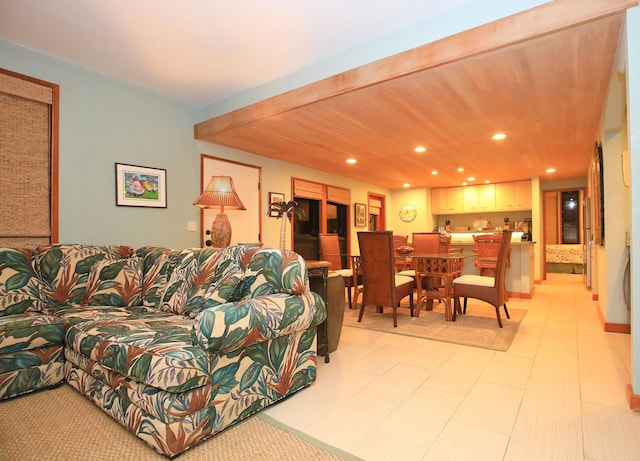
[307, 260, 331, 363]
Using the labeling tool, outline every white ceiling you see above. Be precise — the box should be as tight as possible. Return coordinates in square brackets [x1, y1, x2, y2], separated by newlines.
[0, 0, 477, 105]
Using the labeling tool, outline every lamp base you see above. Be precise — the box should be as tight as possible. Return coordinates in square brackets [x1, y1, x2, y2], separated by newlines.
[210, 212, 232, 248]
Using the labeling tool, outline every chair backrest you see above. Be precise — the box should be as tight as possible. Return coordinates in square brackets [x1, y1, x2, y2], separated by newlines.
[392, 234, 408, 251]
[318, 233, 344, 270]
[357, 231, 399, 307]
[493, 230, 513, 301]
[411, 233, 440, 255]
[438, 234, 452, 254]
[473, 233, 503, 267]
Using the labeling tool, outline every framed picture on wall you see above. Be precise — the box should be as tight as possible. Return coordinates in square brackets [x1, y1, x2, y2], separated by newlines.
[355, 202, 366, 227]
[269, 192, 285, 217]
[115, 163, 167, 208]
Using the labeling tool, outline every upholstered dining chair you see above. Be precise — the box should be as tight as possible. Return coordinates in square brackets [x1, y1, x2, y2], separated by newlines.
[473, 232, 511, 300]
[357, 231, 416, 327]
[452, 230, 513, 327]
[318, 233, 362, 309]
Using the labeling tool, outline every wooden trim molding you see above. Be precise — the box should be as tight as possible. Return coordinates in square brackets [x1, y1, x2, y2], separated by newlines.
[626, 384, 640, 411]
[596, 303, 631, 333]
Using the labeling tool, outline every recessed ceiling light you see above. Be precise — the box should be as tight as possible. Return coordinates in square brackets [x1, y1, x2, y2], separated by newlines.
[414, 146, 427, 153]
[467, 177, 476, 181]
[346, 158, 357, 164]
[492, 133, 507, 140]
[402, 183, 411, 188]
[546, 168, 556, 173]
[462, 182, 468, 186]
[484, 180, 491, 184]
[457, 167, 464, 172]
[431, 170, 438, 175]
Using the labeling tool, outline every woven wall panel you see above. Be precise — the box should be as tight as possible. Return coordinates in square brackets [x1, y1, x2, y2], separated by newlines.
[0, 73, 53, 104]
[0, 92, 51, 240]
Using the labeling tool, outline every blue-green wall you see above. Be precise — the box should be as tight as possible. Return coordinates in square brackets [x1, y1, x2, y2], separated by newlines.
[2, 38, 204, 249]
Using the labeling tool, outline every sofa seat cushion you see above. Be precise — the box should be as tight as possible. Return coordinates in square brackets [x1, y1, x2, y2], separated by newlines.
[0, 312, 65, 354]
[65, 314, 210, 393]
[0, 247, 45, 315]
[0, 350, 64, 400]
[65, 348, 212, 423]
[54, 305, 158, 327]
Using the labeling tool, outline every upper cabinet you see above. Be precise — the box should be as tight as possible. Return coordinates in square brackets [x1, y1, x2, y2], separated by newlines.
[432, 187, 463, 214]
[432, 180, 531, 215]
[463, 184, 495, 213]
[495, 180, 531, 211]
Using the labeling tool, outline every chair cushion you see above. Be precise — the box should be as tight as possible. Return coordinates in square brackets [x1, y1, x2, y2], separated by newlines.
[333, 268, 353, 277]
[394, 274, 415, 287]
[453, 274, 496, 288]
[397, 269, 416, 278]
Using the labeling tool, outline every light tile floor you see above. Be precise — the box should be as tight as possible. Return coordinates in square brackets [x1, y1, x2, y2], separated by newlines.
[264, 273, 640, 460]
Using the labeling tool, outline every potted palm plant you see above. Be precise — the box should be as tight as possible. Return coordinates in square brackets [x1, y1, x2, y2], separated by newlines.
[268, 199, 304, 251]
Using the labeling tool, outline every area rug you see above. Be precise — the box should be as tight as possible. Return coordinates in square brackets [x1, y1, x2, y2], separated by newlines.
[342, 301, 526, 351]
[0, 384, 358, 461]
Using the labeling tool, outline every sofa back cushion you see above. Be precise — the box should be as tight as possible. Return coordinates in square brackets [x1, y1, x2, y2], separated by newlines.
[34, 244, 133, 309]
[135, 247, 176, 309]
[240, 248, 308, 298]
[0, 248, 45, 315]
[158, 247, 244, 318]
[80, 257, 143, 306]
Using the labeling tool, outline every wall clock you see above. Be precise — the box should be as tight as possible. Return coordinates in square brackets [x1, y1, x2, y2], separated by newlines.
[399, 204, 417, 222]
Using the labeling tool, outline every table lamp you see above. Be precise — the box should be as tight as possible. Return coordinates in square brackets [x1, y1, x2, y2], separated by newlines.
[193, 175, 246, 247]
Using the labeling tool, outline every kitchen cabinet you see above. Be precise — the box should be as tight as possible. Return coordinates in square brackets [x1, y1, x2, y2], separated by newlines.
[495, 180, 531, 211]
[463, 184, 495, 213]
[432, 187, 464, 214]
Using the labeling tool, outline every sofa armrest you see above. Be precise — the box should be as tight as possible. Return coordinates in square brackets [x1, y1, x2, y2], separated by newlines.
[192, 291, 326, 354]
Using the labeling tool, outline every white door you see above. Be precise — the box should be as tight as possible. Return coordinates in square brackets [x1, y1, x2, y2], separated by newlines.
[200, 155, 262, 247]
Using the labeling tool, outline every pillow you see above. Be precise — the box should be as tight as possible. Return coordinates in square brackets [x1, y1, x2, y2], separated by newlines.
[159, 249, 244, 318]
[81, 257, 143, 307]
[0, 248, 45, 315]
[141, 250, 177, 309]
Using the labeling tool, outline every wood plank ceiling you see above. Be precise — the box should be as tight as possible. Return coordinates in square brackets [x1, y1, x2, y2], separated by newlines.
[195, 1, 631, 190]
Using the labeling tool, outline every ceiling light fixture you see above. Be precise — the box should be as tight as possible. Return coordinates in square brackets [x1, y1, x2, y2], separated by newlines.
[402, 183, 411, 188]
[414, 146, 427, 153]
[485, 180, 491, 184]
[346, 158, 357, 164]
[467, 177, 476, 181]
[492, 133, 507, 140]
[546, 168, 556, 173]
[431, 170, 438, 175]
[457, 167, 464, 172]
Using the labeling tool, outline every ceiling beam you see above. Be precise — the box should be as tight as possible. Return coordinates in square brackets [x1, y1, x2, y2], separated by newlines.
[195, 0, 637, 141]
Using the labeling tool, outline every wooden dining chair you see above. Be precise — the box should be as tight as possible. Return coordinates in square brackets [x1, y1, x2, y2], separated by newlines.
[473, 232, 510, 300]
[357, 231, 416, 327]
[318, 233, 362, 309]
[453, 230, 513, 327]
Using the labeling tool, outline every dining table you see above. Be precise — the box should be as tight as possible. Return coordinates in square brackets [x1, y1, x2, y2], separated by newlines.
[409, 253, 472, 321]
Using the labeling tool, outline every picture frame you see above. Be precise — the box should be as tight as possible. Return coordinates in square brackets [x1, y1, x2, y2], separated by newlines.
[269, 192, 285, 217]
[115, 163, 167, 208]
[354, 202, 366, 228]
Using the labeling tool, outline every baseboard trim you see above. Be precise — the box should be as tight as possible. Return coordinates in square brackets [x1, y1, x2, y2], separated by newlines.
[596, 303, 631, 333]
[507, 287, 535, 299]
[627, 384, 640, 411]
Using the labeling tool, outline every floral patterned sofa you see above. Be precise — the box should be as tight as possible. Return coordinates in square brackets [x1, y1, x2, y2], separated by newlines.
[0, 243, 325, 457]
